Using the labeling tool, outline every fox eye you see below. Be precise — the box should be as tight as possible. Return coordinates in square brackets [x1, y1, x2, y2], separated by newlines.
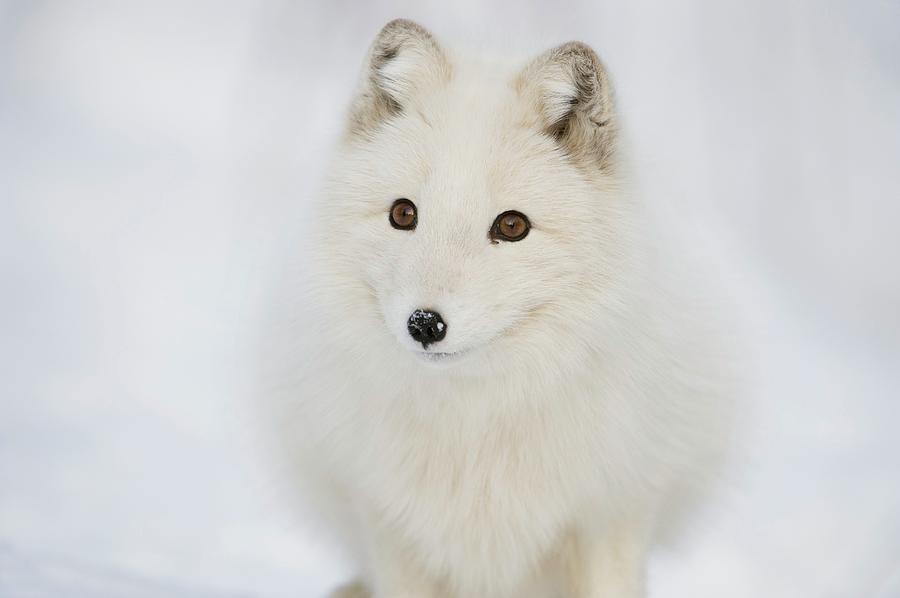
[389, 198, 417, 230]
[490, 210, 530, 243]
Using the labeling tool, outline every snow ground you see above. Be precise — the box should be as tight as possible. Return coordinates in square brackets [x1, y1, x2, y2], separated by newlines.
[2, 1, 899, 596]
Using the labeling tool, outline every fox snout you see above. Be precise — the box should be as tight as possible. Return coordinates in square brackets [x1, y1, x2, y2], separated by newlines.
[407, 309, 447, 349]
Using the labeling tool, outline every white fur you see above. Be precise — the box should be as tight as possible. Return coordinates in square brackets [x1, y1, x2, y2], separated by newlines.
[261, 21, 733, 598]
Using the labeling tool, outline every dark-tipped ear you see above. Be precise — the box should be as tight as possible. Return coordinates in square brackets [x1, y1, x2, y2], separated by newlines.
[517, 42, 617, 170]
[348, 19, 449, 135]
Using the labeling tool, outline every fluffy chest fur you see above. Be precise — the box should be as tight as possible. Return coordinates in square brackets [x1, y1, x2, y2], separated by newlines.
[301, 342, 677, 596]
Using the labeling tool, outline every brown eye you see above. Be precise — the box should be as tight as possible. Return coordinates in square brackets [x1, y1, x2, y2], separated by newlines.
[389, 198, 417, 230]
[490, 210, 530, 242]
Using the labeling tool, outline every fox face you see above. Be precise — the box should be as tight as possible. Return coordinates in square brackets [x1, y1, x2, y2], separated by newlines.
[315, 20, 629, 376]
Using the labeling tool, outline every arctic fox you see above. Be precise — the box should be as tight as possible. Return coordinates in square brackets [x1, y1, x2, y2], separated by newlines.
[263, 19, 733, 598]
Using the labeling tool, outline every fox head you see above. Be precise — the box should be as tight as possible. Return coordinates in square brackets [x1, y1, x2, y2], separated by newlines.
[312, 19, 636, 380]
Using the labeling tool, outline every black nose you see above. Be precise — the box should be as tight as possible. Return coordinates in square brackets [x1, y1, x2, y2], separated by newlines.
[407, 309, 447, 349]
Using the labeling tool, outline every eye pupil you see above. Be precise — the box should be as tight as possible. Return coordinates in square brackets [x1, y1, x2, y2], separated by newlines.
[389, 198, 417, 230]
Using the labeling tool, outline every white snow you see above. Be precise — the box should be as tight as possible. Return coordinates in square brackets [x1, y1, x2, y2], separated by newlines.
[2, 2, 898, 597]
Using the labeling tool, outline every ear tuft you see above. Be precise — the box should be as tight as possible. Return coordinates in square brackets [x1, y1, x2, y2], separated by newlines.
[518, 42, 617, 170]
[349, 19, 449, 135]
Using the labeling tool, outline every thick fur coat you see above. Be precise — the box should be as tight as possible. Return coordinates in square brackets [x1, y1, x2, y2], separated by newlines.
[262, 19, 733, 598]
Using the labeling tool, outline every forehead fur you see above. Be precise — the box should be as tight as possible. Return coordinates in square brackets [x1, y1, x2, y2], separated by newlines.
[406, 57, 558, 179]
[347, 56, 580, 187]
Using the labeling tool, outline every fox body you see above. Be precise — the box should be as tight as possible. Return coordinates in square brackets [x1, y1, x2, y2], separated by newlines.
[264, 19, 732, 598]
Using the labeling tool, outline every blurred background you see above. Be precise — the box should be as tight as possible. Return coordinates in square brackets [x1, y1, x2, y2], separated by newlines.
[1, 1, 899, 596]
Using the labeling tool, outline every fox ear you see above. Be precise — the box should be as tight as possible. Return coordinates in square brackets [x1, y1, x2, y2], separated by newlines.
[517, 42, 617, 170]
[349, 19, 449, 134]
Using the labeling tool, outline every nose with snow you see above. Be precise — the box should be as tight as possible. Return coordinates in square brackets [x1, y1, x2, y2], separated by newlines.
[407, 309, 447, 349]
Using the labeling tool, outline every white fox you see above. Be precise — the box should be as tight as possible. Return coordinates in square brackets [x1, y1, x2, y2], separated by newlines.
[262, 19, 734, 598]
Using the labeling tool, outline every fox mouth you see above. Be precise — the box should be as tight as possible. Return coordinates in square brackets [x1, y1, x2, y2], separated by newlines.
[414, 349, 469, 365]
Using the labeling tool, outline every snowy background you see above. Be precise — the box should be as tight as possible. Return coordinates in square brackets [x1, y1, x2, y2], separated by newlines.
[2, 1, 899, 596]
